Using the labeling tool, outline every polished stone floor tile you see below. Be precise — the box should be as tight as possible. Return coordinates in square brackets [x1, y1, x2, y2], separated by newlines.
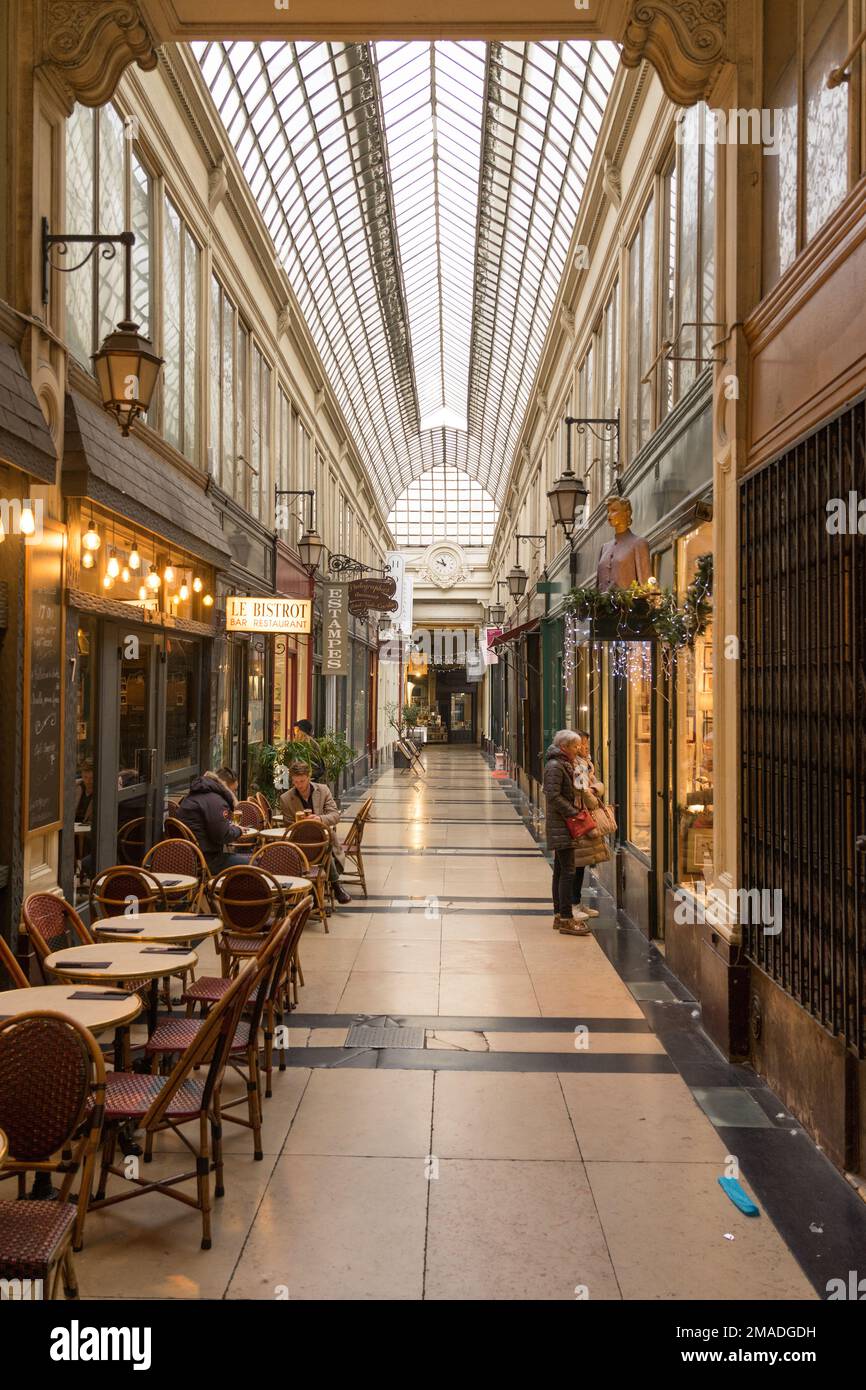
[424, 1159, 622, 1300]
[437, 971, 540, 1018]
[432, 1072, 579, 1159]
[559, 1073, 729, 1162]
[282, 1068, 434, 1157]
[226, 1156, 427, 1301]
[339, 970, 440, 1015]
[440, 940, 528, 973]
[352, 938, 442, 973]
[441, 916, 518, 941]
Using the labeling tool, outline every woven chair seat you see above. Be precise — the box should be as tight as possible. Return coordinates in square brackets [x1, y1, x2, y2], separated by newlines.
[0, 1200, 77, 1280]
[104, 1072, 205, 1121]
[222, 931, 268, 955]
[145, 1017, 252, 1056]
[181, 975, 262, 1007]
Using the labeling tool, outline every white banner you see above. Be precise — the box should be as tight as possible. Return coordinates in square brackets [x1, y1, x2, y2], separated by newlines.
[398, 573, 414, 635]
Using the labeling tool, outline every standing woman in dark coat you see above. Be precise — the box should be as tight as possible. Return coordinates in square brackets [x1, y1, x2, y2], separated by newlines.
[543, 730, 592, 936]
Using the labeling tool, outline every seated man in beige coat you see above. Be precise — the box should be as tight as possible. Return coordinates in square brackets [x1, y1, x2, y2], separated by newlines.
[279, 760, 351, 905]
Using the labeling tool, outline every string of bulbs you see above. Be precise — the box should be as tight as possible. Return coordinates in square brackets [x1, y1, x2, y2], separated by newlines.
[79, 512, 214, 609]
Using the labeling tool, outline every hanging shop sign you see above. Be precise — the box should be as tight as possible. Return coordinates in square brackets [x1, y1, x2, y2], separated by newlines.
[347, 576, 398, 616]
[226, 596, 312, 634]
[324, 581, 349, 676]
[384, 551, 406, 610]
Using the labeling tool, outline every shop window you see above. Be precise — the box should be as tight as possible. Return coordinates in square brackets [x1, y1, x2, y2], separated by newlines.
[210, 278, 251, 506]
[250, 346, 272, 523]
[64, 104, 152, 372]
[626, 643, 653, 853]
[352, 641, 367, 753]
[762, 0, 853, 294]
[674, 525, 714, 889]
[626, 199, 655, 458]
[248, 637, 267, 747]
[599, 281, 619, 492]
[162, 198, 200, 461]
[659, 107, 716, 415]
[73, 617, 98, 899]
[276, 387, 293, 536]
[164, 637, 201, 785]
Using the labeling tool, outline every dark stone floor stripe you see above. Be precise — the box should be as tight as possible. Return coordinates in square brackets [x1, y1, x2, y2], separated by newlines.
[288, 1013, 651, 1032]
[282, 1048, 675, 1074]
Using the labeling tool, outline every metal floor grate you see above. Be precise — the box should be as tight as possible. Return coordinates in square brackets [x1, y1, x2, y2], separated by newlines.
[345, 1024, 426, 1049]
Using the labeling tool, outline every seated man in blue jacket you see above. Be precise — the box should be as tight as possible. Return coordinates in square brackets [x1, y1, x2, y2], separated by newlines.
[176, 767, 250, 873]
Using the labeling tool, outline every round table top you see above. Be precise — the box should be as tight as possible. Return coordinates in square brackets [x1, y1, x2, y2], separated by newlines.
[0, 983, 144, 1032]
[93, 912, 221, 944]
[45, 941, 198, 982]
[74, 822, 91, 835]
[271, 875, 312, 892]
[0, 1128, 7, 1168]
[257, 827, 291, 840]
[148, 871, 198, 890]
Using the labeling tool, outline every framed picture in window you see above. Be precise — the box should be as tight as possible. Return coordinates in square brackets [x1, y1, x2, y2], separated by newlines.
[686, 716, 696, 744]
[637, 713, 651, 741]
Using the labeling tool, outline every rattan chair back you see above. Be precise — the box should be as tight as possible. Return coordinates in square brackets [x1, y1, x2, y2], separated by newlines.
[206, 864, 285, 934]
[22, 894, 93, 976]
[0, 1012, 106, 1169]
[117, 817, 146, 865]
[164, 815, 197, 844]
[235, 799, 265, 830]
[286, 819, 330, 866]
[143, 838, 208, 885]
[252, 792, 272, 825]
[89, 866, 166, 920]
[250, 841, 311, 878]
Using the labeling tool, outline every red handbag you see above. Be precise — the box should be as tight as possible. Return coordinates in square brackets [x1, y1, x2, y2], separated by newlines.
[565, 807, 598, 840]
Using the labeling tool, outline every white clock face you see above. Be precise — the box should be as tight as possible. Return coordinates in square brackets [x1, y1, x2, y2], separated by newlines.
[428, 547, 461, 587]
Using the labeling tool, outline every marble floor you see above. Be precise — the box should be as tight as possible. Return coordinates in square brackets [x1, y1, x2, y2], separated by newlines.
[75, 748, 861, 1301]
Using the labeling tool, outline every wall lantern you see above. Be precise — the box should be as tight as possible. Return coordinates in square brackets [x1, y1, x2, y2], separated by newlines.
[42, 218, 163, 436]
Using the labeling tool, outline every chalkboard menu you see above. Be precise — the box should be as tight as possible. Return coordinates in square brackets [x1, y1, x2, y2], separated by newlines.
[25, 529, 64, 834]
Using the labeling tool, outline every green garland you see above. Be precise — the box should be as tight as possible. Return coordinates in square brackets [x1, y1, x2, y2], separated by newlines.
[567, 552, 713, 649]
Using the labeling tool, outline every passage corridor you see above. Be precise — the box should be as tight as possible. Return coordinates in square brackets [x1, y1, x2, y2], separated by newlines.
[76, 749, 864, 1301]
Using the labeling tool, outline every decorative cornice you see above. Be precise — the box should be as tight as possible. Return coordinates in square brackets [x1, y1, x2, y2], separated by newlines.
[208, 157, 228, 211]
[36, 1, 159, 115]
[621, 0, 728, 106]
[602, 158, 621, 207]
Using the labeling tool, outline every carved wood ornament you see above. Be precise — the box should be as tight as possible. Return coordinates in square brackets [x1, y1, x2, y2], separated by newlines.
[37, 1, 159, 115]
[620, 1, 728, 106]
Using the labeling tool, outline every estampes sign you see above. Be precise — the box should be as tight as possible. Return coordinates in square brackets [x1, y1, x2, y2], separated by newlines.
[226, 597, 312, 634]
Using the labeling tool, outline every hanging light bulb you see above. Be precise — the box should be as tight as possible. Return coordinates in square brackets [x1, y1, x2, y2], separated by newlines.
[192, 576, 203, 593]
[82, 517, 101, 551]
[0, 513, 4, 544]
[179, 581, 189, 601]
[121, 566, 131, 583]
[102, 573, 113, 590]
[81, 550, 95, 570]
[107, 549, 120, 579]
[202, 593, 214, 607]
[138, 583, 147, 601]
[163, 561, 175, 584]
[19, 503, 36, 537]
[146, 565, 161, 591]
[128, 539, 141, 570]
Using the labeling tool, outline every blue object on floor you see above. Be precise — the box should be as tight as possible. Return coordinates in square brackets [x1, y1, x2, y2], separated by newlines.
[718, 1176, 760, 1215]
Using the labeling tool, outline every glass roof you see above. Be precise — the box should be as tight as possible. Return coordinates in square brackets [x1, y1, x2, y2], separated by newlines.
[194, 39, 618, 516]
[388, 465, 498, 548]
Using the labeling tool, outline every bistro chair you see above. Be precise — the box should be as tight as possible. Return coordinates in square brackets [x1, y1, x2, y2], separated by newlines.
[144, 904, 309, 1156]
[286, 820, 332, 931]
[90, 960, 258, 1251]
[252, 792, 272, 826]
[235, 799, 266, 831]
[249, 842, 313, 1002]
[164, 815, 197, 844]
[117, 817, 146, 866]
[165, 799, 182, 817]
[339, 797, 373, 899]
[0, 933, 30, 990]
[22, 893, 94, 983]
[143, 838, 209, 909]
[206, 864, 286, 975]
[0, 1012, 106, 1291]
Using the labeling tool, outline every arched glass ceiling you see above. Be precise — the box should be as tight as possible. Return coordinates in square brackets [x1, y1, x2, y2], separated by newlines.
[388, 465, 498, 548]
[193, 39, 618, 514]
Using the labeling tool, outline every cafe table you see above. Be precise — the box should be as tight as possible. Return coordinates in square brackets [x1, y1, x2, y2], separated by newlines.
[45, 940, 199, 1036]
[0, 982, 144, 1070]
[270, 875, 313, 896]
[257, 827, 292, 841]
[0, 1128, 7, 1168]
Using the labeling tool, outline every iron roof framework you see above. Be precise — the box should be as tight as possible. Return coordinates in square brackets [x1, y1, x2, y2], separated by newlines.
[195, 38, 618, 518]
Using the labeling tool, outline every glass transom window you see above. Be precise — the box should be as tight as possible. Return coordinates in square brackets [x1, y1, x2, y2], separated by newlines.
[388, 466, 498, 547]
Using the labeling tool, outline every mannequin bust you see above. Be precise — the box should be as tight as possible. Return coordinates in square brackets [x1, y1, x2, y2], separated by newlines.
[596, 496, 651, 592]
